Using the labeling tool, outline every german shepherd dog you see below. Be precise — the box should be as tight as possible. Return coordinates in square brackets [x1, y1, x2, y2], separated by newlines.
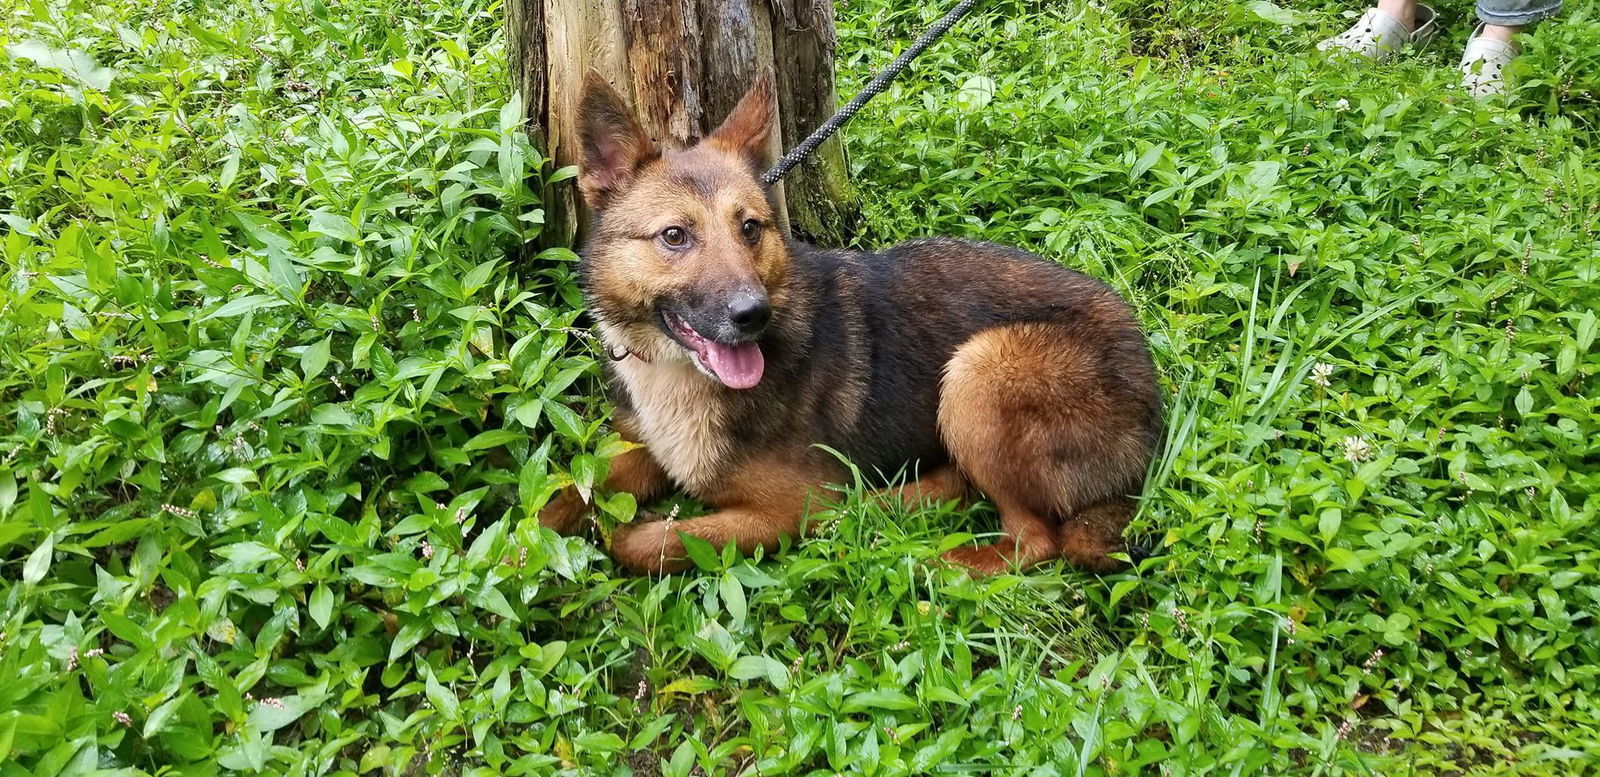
[539, 70, 1162, 576]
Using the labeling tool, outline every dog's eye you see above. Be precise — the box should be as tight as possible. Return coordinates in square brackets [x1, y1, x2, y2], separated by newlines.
[659, 226, 688, 248]
[740, 219, 762, 243]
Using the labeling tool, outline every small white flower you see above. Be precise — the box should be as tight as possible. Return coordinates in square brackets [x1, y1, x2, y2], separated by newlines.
[1342, 436, 1373, 462]
[1310, 362, 1334, 388]
[1334, 98, 1350, 111]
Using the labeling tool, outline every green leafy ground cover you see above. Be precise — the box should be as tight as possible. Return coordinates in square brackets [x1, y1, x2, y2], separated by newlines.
[2, 0, 1598, 773]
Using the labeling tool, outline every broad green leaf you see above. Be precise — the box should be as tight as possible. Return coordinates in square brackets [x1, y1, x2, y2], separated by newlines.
[545, 401, 585, 442]
[219, 148, 241, 190]
[0, 469, 16, 516]
[843, 689, 918, 712]
[466, 519, 507, 566]
[680, 533, 721, 571]
[7, 41, 114, 89]
[570, 454, 601, 502]
[464, 429, 526, 451]
[213, 467, 257, 486]
[728, 655, 790, 691]
[719, 573, 747, 628]
[310, 404, 356, 425]
[1324, 547, 1367, 572]
[657, 677, 719, 696]
[143, 695, 185, 738]
[499, 93, 525, 134]
[513, 398, 544, 428]
[268, 249, 303, 296]
[1246, 0, 1309, 25]
[308, 585, 333, 629]
[1318, 509, 1342, 543]
[302, 336, 332, 380]
[955, 75, 995, 112]
[205, 295, 288, 320]
[1576, 310, 1597, 351]
[247, 694, 322, 733]
[1131, 142, 1166, 181]
[424, 671, 460, 720]
[390, 621, 428, 661]
[667, 741, 696, 777]
[307, 210, 361, 243]
[23, 534, 53, 586]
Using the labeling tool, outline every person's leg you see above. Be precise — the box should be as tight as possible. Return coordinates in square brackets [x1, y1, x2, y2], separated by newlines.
[1377, 0, 1420, 31]
[1477, 23, 1524, 44]
[1462, 0, 1560, 96]
[1476, 0, 1561, 30]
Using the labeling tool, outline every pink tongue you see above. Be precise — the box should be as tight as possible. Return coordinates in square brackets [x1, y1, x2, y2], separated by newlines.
[702, 341, 765, 389]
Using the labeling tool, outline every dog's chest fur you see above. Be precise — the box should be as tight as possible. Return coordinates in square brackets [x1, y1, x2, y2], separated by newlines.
[610, 356, 729, 495]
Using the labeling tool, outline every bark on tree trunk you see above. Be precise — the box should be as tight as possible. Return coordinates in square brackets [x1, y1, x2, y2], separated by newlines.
[507, 0, 859, 248]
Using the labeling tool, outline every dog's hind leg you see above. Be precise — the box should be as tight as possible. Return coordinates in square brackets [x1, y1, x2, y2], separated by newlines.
[1058, 498, 1135, 573]
[940, 496, 1060, 574]
[936, 322, 1154, 575]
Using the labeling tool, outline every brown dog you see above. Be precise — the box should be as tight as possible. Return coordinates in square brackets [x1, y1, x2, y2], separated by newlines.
[538, 69, 1162, 575]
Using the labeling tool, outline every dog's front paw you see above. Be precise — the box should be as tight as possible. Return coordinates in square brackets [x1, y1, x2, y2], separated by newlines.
[537, 487, 591, 536]
[610, 518, 692, 575]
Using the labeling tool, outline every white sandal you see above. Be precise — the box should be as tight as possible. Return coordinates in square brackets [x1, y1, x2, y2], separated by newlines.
[1460, 24, 1518, 97]
[1318, 4, 1438, 62]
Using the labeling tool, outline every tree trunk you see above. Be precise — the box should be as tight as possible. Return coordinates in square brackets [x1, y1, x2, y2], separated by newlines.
[508, 0, 859, 247]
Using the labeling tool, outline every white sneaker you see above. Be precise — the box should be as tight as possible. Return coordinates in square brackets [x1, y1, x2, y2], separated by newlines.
[1460, 25, 1517, 97]
[1318, 4, 1438, 62]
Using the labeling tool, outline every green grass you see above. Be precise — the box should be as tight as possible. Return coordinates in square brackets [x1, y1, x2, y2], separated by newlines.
[2, 0, 1598, 773]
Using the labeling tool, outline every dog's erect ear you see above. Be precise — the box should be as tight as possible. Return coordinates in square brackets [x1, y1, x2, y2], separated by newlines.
[706, 68, 776, 169]
[578, 71, 656, 207]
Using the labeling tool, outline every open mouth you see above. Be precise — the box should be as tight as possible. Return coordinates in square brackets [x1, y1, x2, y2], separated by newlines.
[660, 311, 765, 390]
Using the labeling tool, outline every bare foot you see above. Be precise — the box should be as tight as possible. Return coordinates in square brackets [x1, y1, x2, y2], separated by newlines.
[1376, 0, 1419, 31]
[1479, 23, 1521, 46]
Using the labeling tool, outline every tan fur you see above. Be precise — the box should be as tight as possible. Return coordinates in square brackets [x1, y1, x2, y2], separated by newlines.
[941, 503, 1059, 574]
[935, 322, 1152, 573]
[704, 72, 776, 161]
[604, 341, 731, 496]
[610, 457, 827, 573]
[868, 466, 970, 510]
[1058, 500, 1133, 573]
[536, 487, 590, 536]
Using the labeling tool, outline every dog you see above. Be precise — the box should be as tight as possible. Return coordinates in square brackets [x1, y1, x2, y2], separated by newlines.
[537, 69, 1162, 576]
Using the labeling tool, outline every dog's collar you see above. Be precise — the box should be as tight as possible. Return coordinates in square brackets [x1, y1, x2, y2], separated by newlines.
[606, 344, 651, 363]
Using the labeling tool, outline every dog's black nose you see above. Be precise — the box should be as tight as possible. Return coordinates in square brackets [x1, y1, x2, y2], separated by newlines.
[726, 293, 770, 335]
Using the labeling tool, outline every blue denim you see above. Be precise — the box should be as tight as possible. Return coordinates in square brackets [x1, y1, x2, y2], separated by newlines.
[1477, 0, 1561, 26]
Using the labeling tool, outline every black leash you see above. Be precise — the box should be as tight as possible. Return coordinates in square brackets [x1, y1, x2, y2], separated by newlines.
[761, 0, 982, 187]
